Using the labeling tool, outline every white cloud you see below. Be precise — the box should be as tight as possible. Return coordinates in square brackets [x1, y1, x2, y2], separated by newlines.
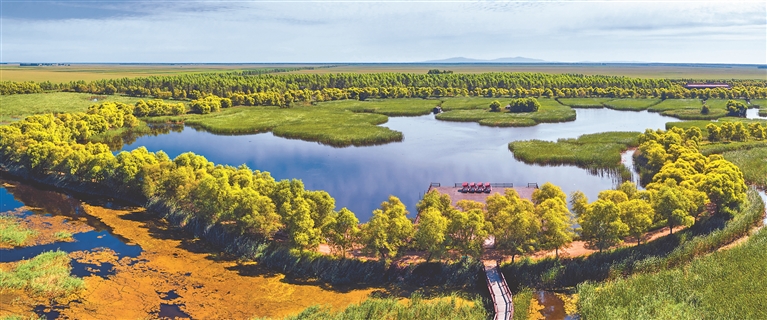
[2, 1, 765, 63]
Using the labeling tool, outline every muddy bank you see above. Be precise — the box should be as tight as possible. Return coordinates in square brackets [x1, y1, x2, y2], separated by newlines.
[2, 203, 374, 319]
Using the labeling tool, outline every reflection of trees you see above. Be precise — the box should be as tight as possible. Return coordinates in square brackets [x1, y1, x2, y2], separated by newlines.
[99, 124, 184, 151]
[2, 180, 112, 232]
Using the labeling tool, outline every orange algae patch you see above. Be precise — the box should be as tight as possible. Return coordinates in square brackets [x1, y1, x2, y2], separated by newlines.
[56, 204, 374, 319]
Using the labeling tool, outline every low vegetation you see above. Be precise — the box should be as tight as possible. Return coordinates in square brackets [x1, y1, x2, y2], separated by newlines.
[602, 98, 661, 111]
[556, 98, 613, 108]
[0, 92, 148, 123]
[262, 294, 487, 320]
[723, 147, 767, 188]
[508, 132, 639, 177]
[0, 215, 35, 246]
[512, 288, 534, 320]
[0, 251, 85, 297]
[578, 221, 767, 319]
[436, 98, 575, 127]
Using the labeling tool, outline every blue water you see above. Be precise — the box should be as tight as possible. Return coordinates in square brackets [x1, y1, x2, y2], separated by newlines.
[0, 230, 142, 262]
[0, 185, 25, 213]
[120, 109, 678, 221]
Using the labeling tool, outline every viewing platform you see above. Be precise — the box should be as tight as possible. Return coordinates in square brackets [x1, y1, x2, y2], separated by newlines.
[426, 182, 539, 206]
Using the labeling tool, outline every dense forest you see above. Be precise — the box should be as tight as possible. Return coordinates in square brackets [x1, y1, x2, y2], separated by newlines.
[3, 72, 766, 107]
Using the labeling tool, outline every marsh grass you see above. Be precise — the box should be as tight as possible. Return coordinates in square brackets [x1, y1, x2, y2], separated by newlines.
[666, 118, 767, 131]
[512, 287, 534, 320]
[699, 141, 767, 156]
[0, 251, 84, 297]
[557, 98, 613, 108]
[53, 231, 73, 241]
[0, 92, 148, 123]
[0, 215, 35, 246]
[578, 218, 767, 319]
[153, 105, 402, 147]
[723, 146, 767, 188]
[602, 98, 661, 111]
[322, 98, 440, 116]
[502, 189, 764, 290]
[264, 294, 487, 320]
[508, 132, 640, 172]
[436, 98, 575, 127]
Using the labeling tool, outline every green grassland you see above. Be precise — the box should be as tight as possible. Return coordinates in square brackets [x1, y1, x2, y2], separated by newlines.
[508, 132, 639, 173]
[0, 92, 151, 123]
[148, 104, 402, 147]
[0, 216, 35, 246]
[320, 98, 441, 116]
[435, 98, 576, 127]
[263, 295, 487, 320]
[0, 64, 327, 83]
[603, 98, 662, 111]
[666, 118, 767, 131]
[556, 98, 614, 108]
[723, 147, 767, 189]
[288, 64, 767, 80]
[578, 220, 767, 319]
[0, 251, 84, 297]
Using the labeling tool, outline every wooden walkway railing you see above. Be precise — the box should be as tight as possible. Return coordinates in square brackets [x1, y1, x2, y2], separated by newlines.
[484, 261, 513, 320]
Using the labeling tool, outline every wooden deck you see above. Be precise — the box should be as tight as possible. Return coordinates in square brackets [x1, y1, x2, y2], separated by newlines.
[484, 261, 513, 320]
[427, 184, 536, 206]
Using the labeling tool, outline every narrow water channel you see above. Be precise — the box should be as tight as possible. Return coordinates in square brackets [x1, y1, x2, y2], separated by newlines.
[120, 108, 677, 220]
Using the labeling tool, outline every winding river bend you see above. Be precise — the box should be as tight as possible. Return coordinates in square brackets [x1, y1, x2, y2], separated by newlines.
[120, 109, 677, 220]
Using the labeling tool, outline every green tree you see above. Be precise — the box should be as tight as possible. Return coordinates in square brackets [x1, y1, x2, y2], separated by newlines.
[487, 190, 539, 262]
[618, 199, 654, 245]
[447, 200, 489, 258]
[531, 182, 567, 205]
[653, 182, 695, 234]
[489, 100, 502, 112]
[535, 198, 575, 258]
[325, 207, 360, 257]
[579, 199, 628, 252]
[361, 196, 414, 261]
[414, 207, 449, 261]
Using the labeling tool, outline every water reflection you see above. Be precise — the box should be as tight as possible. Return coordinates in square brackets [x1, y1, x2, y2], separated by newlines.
[120, 109, 678, 221]
[746, 108, 767, 120]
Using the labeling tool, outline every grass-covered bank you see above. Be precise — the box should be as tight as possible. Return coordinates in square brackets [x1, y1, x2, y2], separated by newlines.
[435, 98, 575, 127]
[0, 215, 35, 246]
[578, 213, 767, 319]
[145, 103, 405, 147]
[723, 147, 767, 189]
[501, 189, 764, 290]
[666, 117, 767, 131]
[0, 92, 151, 124]
[0, 250, 84, 297]
[508, 132, 640, 179]
[258, 294, 488, 320]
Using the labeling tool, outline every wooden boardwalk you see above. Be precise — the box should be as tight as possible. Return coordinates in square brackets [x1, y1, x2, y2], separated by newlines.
[484, 261, 513, 320]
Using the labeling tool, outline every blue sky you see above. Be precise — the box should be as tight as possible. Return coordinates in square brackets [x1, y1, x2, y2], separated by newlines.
[2, 0, 765, 64]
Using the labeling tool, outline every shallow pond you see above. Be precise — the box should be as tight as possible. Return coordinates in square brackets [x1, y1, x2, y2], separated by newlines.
[0, 181, 375, 319]
[121, 109, 678, 220]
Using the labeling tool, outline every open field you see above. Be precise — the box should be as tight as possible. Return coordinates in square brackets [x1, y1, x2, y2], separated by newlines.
[2, 63, 765, 83]
[0, 92, 151, 123]
[666, 118, 767, 131]
[148, 104, 402, 147]
[508, 132, 640, 170]
[435, 98, 575, 127]
[0, 64, 326, 82]
[287, 63, 767, 80]
[578, 222, 767, 319]
[556, 98, 613, 108]
[723, 147, 767, 189]
[603, 98, 662, 111]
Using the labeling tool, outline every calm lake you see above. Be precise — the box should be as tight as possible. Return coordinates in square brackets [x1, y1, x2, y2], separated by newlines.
[119, 108, 678, 221]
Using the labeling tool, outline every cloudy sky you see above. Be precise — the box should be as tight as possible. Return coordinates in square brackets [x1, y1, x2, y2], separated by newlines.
[2, 0, 765, 64]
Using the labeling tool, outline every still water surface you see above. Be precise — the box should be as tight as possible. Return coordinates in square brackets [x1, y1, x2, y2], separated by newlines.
[121, 109, 678, 221]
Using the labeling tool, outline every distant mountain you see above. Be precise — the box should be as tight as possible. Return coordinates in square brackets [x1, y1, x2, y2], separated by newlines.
[422, 56, 546, 63]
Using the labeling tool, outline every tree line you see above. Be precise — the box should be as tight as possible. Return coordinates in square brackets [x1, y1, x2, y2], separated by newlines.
[4, 73, 766, 102]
